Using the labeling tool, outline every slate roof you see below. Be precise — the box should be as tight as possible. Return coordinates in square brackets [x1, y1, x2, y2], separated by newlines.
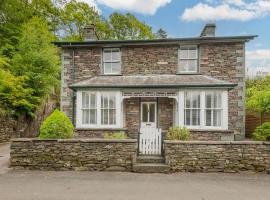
[70, 74, 237, 89]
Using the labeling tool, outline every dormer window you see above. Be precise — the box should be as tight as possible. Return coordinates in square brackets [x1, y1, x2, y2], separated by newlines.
[103, 48, 121, 75]
[178, 46, 198, 73]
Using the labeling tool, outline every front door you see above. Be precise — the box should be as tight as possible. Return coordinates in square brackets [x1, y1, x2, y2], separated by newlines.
[139, 102, 162, 155]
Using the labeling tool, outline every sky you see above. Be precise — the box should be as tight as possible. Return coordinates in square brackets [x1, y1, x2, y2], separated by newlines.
[79, 0, 270, 77]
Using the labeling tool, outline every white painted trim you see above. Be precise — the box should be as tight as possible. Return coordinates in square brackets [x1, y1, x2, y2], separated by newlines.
[140, 101, 157, 128]
[76, 90, 123, 129]
[177, 89, 229, 130]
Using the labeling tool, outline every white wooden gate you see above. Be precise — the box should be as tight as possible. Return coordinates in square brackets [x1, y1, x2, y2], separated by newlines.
[139, 127, 162, 155]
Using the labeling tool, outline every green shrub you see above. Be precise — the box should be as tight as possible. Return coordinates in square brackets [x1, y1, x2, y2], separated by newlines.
[104, 132, 128, 139]
[252, 122, 270, 141]
[38, 109, 74, 139]
[165, 126, 190, 140]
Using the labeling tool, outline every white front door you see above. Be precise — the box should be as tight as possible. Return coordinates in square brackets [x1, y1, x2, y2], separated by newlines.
[139, 102, 162, 155]
[141, 102, 157, 128]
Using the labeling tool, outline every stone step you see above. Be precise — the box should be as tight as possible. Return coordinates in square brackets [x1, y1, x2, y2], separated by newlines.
[136, 155, 165, 164]
[132, 163, 170, 173]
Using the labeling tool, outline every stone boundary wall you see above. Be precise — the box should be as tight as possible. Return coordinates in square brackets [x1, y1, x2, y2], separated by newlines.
[0, 115, 17, 143]
[190, 130, 234, 141]
[165, 141, 270, 173]
[10, 138, 137, 171]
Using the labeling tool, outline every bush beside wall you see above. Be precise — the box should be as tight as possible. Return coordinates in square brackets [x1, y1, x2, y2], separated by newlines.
[10, 138, 137, 171]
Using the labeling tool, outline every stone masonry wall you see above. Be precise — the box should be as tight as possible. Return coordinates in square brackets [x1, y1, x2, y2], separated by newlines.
[10, 138, 137, 171]
[61, 42, 245, 137]
[200, 43, 245, 137]
[0, 115, 17, 143]
[190, 130, 234, 141]
[165, 141, 270, 173]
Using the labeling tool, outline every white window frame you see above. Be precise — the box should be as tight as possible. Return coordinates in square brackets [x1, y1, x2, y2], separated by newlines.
[178, 45, 198, 73]
[76, 90, 122, 128]
[102, 48, 121, 75]
[178, 89, 228, 130]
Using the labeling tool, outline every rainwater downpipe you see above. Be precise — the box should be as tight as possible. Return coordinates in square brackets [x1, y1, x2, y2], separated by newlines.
[71, 47, 76, 125]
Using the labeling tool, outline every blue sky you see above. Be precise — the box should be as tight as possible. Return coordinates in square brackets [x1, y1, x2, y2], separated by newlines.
[80, 0, 270, 77]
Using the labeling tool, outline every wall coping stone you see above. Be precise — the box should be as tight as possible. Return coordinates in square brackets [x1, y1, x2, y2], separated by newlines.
[11, 138, 137, 143]
[189, 129, 234, 133]
[164, 140, 270, 145]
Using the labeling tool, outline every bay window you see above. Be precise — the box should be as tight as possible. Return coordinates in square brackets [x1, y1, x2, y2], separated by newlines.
[178, 90, 228, 129]
[77, 91, 121, 128]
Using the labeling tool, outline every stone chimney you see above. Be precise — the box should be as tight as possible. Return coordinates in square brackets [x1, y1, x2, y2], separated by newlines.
[200, 23, 216, 37]
[83, 24, 98, 41]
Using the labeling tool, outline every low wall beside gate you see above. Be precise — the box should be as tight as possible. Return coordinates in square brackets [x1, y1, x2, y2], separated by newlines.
[10, 138, 137, 171]
[164, 141, 270, 173]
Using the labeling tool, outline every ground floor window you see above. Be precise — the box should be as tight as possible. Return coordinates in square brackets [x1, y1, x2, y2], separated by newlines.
[178, 90, 228, 130]
[77, 91, 121, 128]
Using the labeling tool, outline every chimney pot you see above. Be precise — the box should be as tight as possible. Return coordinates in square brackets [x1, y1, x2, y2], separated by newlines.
[200, 23, 216, 37]
[84, 24, 97, 41]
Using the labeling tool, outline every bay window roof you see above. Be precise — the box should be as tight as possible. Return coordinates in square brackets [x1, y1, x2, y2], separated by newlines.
[70, 74, 237, 89]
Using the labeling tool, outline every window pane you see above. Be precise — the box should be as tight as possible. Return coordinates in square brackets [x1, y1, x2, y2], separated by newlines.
[179, 60, 189, 71]
[192, 93, 200, 108]
[142, 104, 148, 122]
[188, 60, 197, 72]
[189, 48, 197, 59]
[111, 50, 120, 61]
[180, 49, 188, 59]
[90, 94, 96, 108]
[192, 109, 200, 126]
[104, 63, 111, 74]
[82, 92, 89, 108]
[185, 93, 191, 108]
[111, 62, 121, 74]
[103, 50, 111, 62]
[213, 110, 222, 126]
[185, 109, 191, 125]
[109, 96, 116, 108]
[101, 109, 108, 125]
[206, 94, 212, 108]
[109, 109, 116, 125]
[103, 95, 108, 108]
[90, 109, 96, 124]
[217, 93, 222, 108]
[149, 104, 155, 122]
[82, 110, 89, 124]
[206, 109, 212, 126]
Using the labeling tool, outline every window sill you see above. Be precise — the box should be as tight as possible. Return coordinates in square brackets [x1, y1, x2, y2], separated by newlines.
[100, 74, 122, 76]
[189, 129, 233, 133]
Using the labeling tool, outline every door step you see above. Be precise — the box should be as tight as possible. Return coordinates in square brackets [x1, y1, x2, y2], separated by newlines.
[133, 163, 170, 173]
[136, 155, 165, 164]
[133, 155, 170, 173]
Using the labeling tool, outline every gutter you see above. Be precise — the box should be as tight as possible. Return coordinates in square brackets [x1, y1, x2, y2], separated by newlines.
[69, 84, 238, 90]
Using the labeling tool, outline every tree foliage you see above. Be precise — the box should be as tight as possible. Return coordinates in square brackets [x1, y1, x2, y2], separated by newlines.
[0, 0, 166, 118]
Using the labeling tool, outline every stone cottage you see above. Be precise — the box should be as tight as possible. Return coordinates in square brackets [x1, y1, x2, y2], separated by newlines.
[54, 23, 255, 155]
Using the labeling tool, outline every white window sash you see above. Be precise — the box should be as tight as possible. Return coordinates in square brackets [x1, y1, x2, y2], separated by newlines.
[76, 91, 122, 129]
[103, 48, 121, 74]
[178, 45, 198, 73]
[178, 90, 228, 130]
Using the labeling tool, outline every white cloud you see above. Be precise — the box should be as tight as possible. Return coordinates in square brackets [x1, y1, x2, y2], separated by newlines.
[95, 0, 171, 15]
[181, 0, 270, 22]
[246, 49, 270, 77]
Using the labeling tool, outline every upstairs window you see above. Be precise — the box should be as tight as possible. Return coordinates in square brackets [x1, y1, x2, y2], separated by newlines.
[179, 46, 198, 73]
[103, 48, 121, 74]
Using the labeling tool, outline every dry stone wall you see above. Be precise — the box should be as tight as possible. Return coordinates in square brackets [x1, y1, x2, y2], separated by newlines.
[10, 138, 137, 171]
[0, 115, 17, 143]
[165, 141, 270, 173]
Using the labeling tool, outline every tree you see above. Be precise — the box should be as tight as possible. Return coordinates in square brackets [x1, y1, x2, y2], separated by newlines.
[246, 76, 270, 125]
[9, 17, 60, 116]
[108, 13, 154, 40]
[155, 28, 168, 39]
